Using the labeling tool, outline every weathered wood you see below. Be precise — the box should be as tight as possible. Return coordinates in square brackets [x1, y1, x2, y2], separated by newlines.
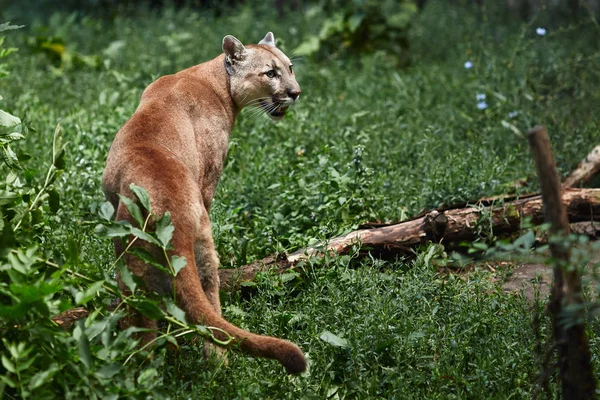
[220, 188, 600, 288]
[563, 145, 600, 189]
[528, 126, 596, 399]
[51, 307, 89, 329]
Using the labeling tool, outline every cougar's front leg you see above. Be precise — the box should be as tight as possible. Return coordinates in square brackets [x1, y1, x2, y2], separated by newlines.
[194, 210, 222, 316]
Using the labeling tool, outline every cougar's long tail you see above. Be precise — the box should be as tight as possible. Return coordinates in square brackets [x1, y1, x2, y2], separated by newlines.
[174, 261, 306, 374]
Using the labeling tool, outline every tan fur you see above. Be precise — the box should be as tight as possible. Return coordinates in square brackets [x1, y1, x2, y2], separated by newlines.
[102, 33, 305, 374]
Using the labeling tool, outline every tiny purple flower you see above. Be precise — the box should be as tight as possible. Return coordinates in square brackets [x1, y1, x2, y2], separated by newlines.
[536, 27, 546, 36]
[464, 61, 473, 69]
[477, 101, 488, 110]
[476, 93, 486, 101]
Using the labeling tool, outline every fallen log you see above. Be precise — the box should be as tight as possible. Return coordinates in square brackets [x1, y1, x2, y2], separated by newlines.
[563, 145, 600, 189]
[219, 188, 600, 288]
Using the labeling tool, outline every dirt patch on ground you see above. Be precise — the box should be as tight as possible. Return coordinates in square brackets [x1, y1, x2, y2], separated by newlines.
[502, 263, 552, 302]
[500, 242, 600, 302]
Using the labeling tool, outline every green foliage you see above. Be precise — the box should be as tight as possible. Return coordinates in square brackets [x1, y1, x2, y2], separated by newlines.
[0, 26, 215, 393]
[0, 22, 25, 170]
[0, 1, 599, 398]
[295, 0, 417, 64]
[26, 35, 101, 73]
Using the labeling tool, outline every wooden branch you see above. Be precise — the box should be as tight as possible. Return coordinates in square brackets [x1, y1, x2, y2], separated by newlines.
[51, 307, 89, 329]
[528, 126, 596, 399]
[563, 145, 600, 189]
[219, 188, 600, 288]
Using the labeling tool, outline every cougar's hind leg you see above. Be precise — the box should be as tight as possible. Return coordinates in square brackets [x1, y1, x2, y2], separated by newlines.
[193, 207, 228, 359]
[194, 210, 221, 315]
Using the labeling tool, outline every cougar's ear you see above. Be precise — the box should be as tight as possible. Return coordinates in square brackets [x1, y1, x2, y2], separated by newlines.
[222, 35, 246, 62]
[258, 31, 276, 47]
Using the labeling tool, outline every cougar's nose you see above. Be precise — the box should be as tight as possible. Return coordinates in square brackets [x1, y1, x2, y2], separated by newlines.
[287, 89, 301, 101]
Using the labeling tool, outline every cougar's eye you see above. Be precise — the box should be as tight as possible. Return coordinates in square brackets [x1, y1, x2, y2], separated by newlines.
[265, 70, 277, 78]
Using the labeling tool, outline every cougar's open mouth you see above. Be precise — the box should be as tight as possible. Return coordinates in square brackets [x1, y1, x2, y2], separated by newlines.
[260, 99, 289, 119]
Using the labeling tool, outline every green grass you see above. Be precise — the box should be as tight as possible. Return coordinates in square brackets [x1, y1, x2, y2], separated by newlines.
[165, 256, 542, 399]
[1, 1, 600, 398]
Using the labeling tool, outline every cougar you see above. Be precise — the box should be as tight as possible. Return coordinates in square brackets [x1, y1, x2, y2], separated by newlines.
[102, 32, 306, 374]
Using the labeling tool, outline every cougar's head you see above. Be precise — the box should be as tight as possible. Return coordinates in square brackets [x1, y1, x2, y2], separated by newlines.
[223, 32, 301, 120]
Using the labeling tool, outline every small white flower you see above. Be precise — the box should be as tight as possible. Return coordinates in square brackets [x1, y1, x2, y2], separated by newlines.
[536, 27, 546, 36]
[464, 61, 473, 69]
[477, 101, 488, 110]
[476, 93, 486, 101]
[508, 111, 519, 118]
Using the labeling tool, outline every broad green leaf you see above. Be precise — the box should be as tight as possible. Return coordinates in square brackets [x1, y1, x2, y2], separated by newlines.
[137, 367, 158, 385]
[17, 352, 36, 371]
[156, 212, 174, 248]
[0, 109, 20, 127]
[85, 318, 109, 341]
[118, 261, 137, 293]
[2, 144, 19, 169]
[130, 227, 160, 246]
[128, 247, 161, 267]
[48, 189, 60, 213]
[95, 363, 121, 379]
[51, 124, 66, 169]
[98, 201, 115, 222]
[319, 330, 349, 348]
[127, 247, 170, 274]
[0, 131, 24, 141]
[7, 246, 37, 274]
[280, 271, 300, 283]
[28, 364, 59, 390]
[118, 194, 144, 227]
[95, 222, 131, 238]
[130, 298, 165, 320]
[0, 375, 17, 388]
[0, 189, 17, 205]
[171, 255, 187, 276]
[74, 324, 93, 369]
[1, 355, 15, 373]
[130, 183, 151, 212]
[75, 280, 104, 305]
[165, 298, 187, 324]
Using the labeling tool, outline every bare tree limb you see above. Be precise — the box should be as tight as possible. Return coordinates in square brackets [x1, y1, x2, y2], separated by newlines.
[528, 125, 596, 399]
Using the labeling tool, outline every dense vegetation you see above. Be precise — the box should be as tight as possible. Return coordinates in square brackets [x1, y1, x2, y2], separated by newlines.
[1, 1, 599, 398]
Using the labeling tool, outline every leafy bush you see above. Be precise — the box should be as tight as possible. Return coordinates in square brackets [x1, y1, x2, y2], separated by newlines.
[0, 24, 218, 398]
[294, 0, 417, 65]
